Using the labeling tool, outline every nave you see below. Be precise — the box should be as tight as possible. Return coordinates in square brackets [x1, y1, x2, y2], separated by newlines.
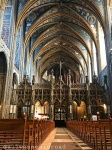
[0, 0, 112, 121]
[38, 128, 92, 150]
[1, 1, 112, 149]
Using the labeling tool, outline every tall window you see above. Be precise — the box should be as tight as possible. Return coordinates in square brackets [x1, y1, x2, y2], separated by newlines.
[14, 28, 22, 70]
[1, 4, 13, 49]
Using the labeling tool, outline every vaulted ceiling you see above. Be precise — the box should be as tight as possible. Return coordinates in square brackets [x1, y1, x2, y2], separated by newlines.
[16, 0, 105, 81]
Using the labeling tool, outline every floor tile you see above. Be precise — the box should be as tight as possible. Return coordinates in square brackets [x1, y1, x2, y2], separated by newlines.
[38, 128, 92, 150]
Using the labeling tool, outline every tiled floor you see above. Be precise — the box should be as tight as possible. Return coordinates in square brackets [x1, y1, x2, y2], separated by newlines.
[38, 128, 93, 150]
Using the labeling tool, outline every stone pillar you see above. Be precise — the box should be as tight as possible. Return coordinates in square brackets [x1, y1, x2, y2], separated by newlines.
[0, 0, 9, 118]
[90, 40, 94, 77]
[67, 70, 73, 120]
[37, 57, 41, 83]
[1, 0, 17, 118]
[96, 21, 102, 78]
[19, 25, 25, 82]
[104, 1, 112, 114]
[88, 57, 92, 83]
[86, 76, 91, 120]
[31, 80, 35, 118]
[50, 70, 54, 120]
[91, 40, 99, 77]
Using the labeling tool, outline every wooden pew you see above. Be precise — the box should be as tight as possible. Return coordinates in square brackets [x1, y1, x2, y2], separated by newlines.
[0, 118, 55, 150]
[25, 119, 34, 149]
[86, 121, 96, 146]
[89, 119, 112, 150]
[0, 118, 34, 150]
[0, 118, 27, 150]
[66, 119, 112, 150]
[33, 119, 55, 148]
[97, 119, 112, 150]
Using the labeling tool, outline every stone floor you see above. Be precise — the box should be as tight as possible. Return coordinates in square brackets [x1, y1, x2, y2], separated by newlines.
[38, 128, 93, 150]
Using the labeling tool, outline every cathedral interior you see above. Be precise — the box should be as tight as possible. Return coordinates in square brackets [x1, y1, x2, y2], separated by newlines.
[0, 0, 112, 123]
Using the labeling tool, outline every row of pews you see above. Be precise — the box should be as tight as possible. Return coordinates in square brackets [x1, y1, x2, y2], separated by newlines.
[66, 118, 112, 150]
[0, 117, 55, 150]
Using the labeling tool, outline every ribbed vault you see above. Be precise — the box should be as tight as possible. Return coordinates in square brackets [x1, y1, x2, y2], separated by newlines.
[15, 0, 106, 82]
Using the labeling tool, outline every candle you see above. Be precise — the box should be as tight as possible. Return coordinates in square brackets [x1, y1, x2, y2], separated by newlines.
[10, 105, 13, 113]
[104, 104, 107, 113]
[13, 105, 16, 113]
[70, 105, 72, 113]
[31, 105, 34, 113]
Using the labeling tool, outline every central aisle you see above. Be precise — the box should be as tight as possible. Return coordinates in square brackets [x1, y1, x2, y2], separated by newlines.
[38, 128, 92, 150]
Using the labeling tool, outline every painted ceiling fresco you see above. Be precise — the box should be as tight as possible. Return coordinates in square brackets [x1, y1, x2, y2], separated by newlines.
[16, 0, 105, 77]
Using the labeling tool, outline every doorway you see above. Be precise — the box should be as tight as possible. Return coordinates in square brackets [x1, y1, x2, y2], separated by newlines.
[54, 106, 67, 127]
[17, 100, 31, 119]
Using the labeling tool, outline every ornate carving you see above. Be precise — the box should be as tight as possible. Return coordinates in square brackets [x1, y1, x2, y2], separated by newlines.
[13, 73, 109, 120]
[16, 75, 32, 104]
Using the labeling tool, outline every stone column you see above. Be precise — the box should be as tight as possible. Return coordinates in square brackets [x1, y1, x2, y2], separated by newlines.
[104, 1, 112, 114]
[1, 0, 17, 118]
[31, 80, 35, 119]
[19, 25, 25, 82]
[0, 0, 9, 118]
[86, 76, 91, 120]
[96, 21, 102, 78]
[90, 40, 94, 77]
[50, 70, 54, 120]
[67, 70, 73, 120]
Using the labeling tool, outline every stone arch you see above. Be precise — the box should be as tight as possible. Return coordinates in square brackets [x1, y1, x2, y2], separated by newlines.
[77, 101, 87, 120]
[91, 99, 105, 119]
[17, 99, 31, 119]
[91, 99, 97, 115]
[43, 101, 49, 115]
[17, 99, 24, 119]
[73, 101, 78, 120]
[34, 101, 42, 118]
